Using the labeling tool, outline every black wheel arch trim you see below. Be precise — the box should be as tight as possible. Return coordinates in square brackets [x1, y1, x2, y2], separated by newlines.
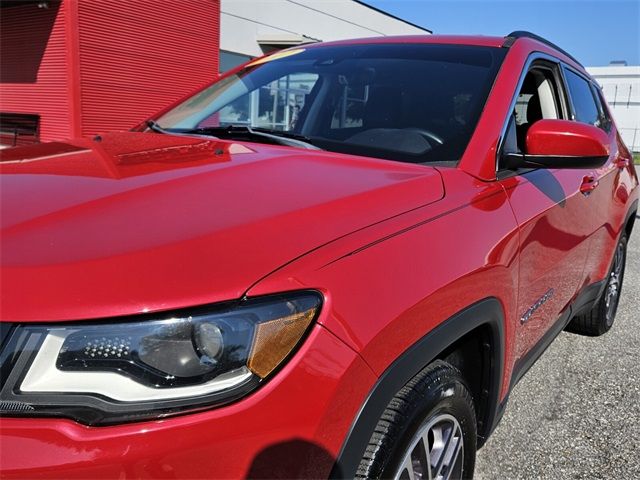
[624, 198, 638, 235]
[330, 297, 505, 479]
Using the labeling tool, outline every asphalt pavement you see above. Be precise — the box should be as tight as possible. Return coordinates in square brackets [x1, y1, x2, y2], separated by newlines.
[476, 219, 640, 479]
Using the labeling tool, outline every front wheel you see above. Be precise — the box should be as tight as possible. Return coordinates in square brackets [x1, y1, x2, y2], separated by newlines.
[567, 232, 628, 336]
[356, 360, 477, 480]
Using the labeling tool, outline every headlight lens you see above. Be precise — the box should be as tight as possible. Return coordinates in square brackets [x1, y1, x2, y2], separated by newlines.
[0, 291, 321, 425]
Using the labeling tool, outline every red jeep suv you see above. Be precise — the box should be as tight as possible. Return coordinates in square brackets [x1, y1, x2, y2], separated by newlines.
[1, 32, 637, 479]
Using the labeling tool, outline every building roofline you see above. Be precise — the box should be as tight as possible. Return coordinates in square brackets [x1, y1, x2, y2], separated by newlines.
[586, 65, 640, 70]
[352, 0, 432, 34]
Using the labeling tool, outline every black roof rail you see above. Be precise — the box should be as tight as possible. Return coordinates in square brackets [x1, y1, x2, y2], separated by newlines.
[503, 30, 583, 67]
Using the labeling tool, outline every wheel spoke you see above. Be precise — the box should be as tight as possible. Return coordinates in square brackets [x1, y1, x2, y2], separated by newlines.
[397, 442, 422, 480]
[394, 413, 465, 480]
[418, 434, 433, 480]
[432, 423, 452, 479]
[400, 454, 417, 480]
[441, 434, 463, 480]
[429, 424, 446, 474]
[448, 437, 464, 480]
[433, 422, 462, 480]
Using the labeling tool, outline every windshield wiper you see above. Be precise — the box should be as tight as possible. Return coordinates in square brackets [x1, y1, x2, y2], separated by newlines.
[146, 120, 213, 140]
[250, 127, 316, 144]
[146, 121, 320, 150]
[190, 125, 321, 150]
[146, 120, 167, 134]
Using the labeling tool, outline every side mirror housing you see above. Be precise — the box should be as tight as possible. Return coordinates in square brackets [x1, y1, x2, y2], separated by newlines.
[504, 119, 610, 170]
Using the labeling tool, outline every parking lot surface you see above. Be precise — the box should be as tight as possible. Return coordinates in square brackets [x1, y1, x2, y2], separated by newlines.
[476, 220, 640, 478]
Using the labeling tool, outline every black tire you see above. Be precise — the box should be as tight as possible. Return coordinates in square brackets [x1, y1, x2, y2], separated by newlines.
[356, 360, 477, 480]
[567, 233, 628, 336]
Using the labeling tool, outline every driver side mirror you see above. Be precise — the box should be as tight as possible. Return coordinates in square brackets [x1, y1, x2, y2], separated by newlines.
[504, 119, 610, 170]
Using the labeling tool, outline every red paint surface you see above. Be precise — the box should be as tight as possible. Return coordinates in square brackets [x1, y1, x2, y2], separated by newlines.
[0, 132, 444, 321]
[0, 0, 220, 143]
[0, 1, 71, 142]
[526, 119, 610, 157]
[0, 35, 638, 478]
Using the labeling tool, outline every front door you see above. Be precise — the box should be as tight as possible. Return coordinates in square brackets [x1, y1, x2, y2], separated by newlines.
[499, 60, 594, 362]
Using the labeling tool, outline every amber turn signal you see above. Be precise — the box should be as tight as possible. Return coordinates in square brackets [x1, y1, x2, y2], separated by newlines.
[247, 308, 317, 378]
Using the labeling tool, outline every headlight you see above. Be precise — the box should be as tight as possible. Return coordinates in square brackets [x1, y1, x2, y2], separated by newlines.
[0, 291, 321, 425]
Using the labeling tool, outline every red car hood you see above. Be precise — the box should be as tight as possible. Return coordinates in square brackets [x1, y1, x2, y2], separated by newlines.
[0, 132, 444, 321]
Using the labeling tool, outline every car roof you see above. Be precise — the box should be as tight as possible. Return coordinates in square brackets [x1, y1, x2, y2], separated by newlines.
[305, 34, 507, 49]
[302, 33, 586, 74]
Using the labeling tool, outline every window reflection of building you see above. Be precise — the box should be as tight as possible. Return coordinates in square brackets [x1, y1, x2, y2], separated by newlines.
[218, 73, 319, 131]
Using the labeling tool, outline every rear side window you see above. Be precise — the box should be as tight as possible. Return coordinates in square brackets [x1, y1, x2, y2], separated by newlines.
[565, 69, 599, 126]
[590, 84, 612, 132]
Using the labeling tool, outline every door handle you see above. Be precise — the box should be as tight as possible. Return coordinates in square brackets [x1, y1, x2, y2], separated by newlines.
[580, 175, 599, 196]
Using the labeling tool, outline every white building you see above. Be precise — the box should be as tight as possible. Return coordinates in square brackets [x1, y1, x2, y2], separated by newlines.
[587, 64, 640, 152]
[219, 0, 431, 71]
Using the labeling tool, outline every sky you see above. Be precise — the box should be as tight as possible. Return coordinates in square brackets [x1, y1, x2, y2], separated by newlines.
[363, 0, 640, 67]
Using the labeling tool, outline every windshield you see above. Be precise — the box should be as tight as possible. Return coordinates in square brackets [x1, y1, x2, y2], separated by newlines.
[155, 44, 506, 164]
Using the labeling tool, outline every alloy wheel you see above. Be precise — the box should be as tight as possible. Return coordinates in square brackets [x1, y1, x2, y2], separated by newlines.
[394, 413, 464, 480]
[605, 241, 625, 326]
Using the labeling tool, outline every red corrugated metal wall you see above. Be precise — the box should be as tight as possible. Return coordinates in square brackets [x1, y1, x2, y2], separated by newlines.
[0, 1, 72, 142]
[76, 0, 220, 136]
